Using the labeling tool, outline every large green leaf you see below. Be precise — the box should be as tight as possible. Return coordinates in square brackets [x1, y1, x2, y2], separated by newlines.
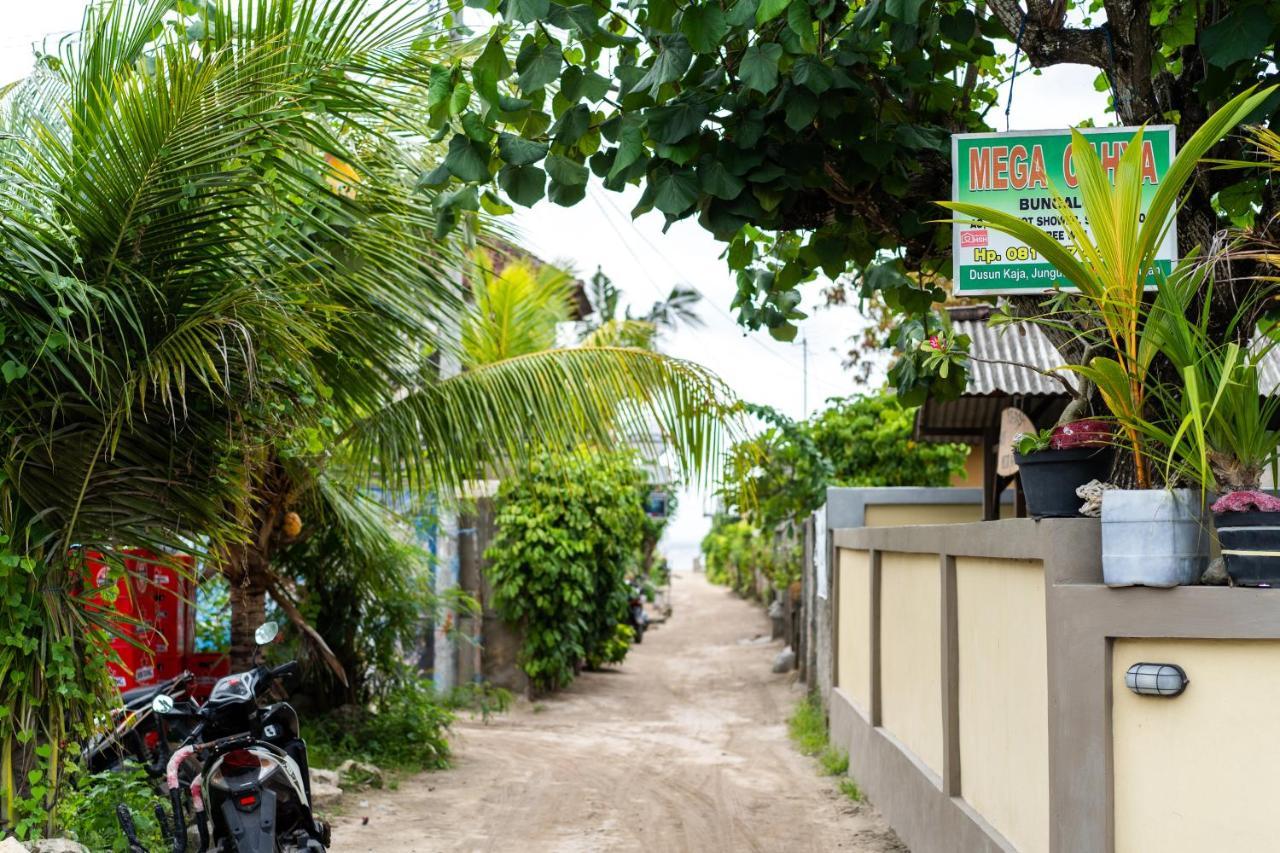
[653, 168, 699, 214]
[1200, 7, 1272, 68]
[517, 44, 563, 93]
[680, 4, 729, 53]
[739, 43, 782, 93]
[443, 133, 493, 182]
[636, 34, 693, 94]
[498, 163, 547, 205]
[497, 132, 548, 165]
[505, 0, 551, 24]
[755, 0, 789, 25]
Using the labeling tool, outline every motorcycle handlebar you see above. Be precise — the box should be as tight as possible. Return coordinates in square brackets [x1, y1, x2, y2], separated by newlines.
[194, 731, 256, 760]
[270, 661, 299, 680]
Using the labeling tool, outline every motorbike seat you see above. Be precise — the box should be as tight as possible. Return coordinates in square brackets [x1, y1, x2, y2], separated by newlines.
[120, 682, 167, 709]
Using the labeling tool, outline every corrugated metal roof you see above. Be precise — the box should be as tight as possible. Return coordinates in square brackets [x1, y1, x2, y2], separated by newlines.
[914, 305, 1073, 442]
[916, 393, 1068, 443]
[950, 305, 1077, 396]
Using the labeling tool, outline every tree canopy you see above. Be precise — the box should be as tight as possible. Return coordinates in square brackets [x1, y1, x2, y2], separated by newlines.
[422, 0, 1280, 393]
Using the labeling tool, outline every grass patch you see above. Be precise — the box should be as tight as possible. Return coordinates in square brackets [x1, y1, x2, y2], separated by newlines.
[789, 691, 865, 801]
[787, 691, 829, 756]
[819, 746, 849, 776]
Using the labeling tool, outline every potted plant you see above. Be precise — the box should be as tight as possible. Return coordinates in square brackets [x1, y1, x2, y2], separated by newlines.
[1137, 262, 1280, 586]
[1013, 420, 1113, 518]
[939, 86, 1273, 586]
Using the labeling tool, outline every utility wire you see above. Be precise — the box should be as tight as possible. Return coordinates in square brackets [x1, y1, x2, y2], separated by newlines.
[592, 192, 854, 401]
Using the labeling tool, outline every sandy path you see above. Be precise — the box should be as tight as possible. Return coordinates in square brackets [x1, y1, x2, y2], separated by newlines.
[330, 570, 905, 853]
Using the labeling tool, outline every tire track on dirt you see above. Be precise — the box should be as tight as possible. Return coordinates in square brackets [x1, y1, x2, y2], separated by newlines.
[331, 571, 905, 853]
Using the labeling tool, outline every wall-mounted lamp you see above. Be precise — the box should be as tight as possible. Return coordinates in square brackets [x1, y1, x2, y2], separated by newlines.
[1125, 662, 1189, 697]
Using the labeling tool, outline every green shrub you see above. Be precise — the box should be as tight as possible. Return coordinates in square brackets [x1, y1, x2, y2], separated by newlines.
[486, 448, 646, 691]
[303, 678, 453, 772]
[56, 765, 168, 853]
[587, 623, 635, 670]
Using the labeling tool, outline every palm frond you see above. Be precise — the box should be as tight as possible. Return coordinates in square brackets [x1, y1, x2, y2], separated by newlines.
[345, 347, 741, 494]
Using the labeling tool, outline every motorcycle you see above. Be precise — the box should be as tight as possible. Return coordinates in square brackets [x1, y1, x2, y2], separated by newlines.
[118, 621, 329, 853]
[84, 670, 199, 776]
[626, 579, 649, 643]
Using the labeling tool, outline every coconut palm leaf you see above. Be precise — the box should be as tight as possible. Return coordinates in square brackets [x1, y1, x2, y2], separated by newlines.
[345, 346, 739, 496]
[461, 251, 576, 368]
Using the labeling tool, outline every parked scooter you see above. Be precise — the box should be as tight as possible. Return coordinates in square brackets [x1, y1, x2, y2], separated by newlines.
[626, 579, 649, 643]
[84, 670, 199, 776]
[118, 621, 329, 852]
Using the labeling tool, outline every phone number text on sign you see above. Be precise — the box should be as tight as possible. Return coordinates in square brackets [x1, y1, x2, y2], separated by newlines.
[949, 126, 1177, 296]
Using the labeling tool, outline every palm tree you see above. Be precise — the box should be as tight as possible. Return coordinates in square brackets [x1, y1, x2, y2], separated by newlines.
[578, 267, 706, 349]
[0, 1, 737, 820]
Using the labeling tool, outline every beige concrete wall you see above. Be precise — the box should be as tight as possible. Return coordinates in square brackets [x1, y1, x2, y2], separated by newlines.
[956, 557, 1049, 853]
[835, 548, 873, 712]
[879, 551, 942, 774]
[864, 503, 986, 527]
[950, 443, 982, 487]
[1113, 639, 1280, 853]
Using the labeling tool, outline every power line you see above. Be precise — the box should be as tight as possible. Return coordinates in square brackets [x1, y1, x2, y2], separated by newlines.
[593, 193, 855, 402]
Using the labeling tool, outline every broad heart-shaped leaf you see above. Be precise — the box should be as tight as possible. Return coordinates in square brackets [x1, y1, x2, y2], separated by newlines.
[1200, 6, 1272, 68]
[755, 0, 789, 25]
[545, 154, 589, 186]
[552, 104, 591, 146]
[517, 45, 563, 93]
[680, 4, 729, 53]
[792, 56, 834, 93]
[636, 34, 693, 95]
[548, 180, 588, 206]
[443, 133, 492, 182]
[647, 101, 709, 144]
[498, 164, 546, 206]
[472, 34, 511, 103]
[504, 0, 550, 23]
[885, 0, 925, 21]
[698, 159, 744, 200]
[653, 167, 699, 214]
[784, 88, 819, 131]
[497, 132, 548, 165]
[739, 43, 782, 93]
[609, 114, 647, 179]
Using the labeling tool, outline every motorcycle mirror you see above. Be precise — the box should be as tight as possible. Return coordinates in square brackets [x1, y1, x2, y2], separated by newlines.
[254, 621, 280, 646]
[151, 694, 176, 715]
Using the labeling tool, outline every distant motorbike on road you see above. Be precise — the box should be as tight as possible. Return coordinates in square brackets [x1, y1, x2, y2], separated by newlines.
[627, 579, 649, 643]
[117, 621, 329, 853]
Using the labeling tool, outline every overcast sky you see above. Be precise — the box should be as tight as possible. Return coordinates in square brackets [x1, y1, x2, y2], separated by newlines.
[0, 3, 1112, 568]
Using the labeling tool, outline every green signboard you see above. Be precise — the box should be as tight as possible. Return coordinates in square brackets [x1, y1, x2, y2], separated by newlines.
[950, 126, 1177, 295]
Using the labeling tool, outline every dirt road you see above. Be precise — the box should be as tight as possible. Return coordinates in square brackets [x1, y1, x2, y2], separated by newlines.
[331, 570, 905, 853]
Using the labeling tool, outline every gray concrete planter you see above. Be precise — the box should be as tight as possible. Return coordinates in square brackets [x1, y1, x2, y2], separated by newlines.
[1101, 489, 1209, 587]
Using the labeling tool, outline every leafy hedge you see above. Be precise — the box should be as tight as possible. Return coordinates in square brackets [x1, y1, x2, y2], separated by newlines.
[706, 394, 968, 594]
[487, 448, 646, 692]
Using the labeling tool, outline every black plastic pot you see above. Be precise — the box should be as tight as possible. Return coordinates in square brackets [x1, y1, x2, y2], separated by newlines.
[1214, 511, 1280, 587]
[1015, 447, 1113, 518]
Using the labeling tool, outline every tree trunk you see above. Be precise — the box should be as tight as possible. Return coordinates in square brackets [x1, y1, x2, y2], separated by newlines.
[222, 452, 291, 671]
[229, 574, 269, 668]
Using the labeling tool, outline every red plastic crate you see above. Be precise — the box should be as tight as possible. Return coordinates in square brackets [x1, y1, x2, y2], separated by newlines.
[186, 652, 231, 701]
